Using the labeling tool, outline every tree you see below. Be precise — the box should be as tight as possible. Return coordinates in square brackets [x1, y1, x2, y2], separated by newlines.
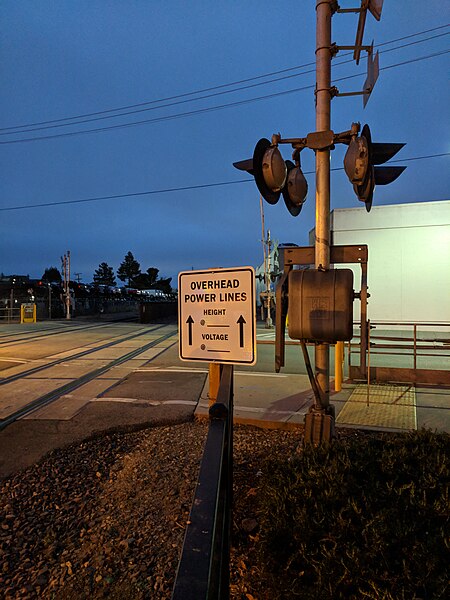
[133, 267, 159, 290]
[117, 251, 141, 287]
[42, 266, 62, 283]
[155, 276, 172, 294]
[93, 262, 116, 286]
[145, 267, 159, 286]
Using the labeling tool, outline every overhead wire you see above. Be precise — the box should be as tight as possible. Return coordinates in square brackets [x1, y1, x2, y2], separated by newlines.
[0, 24, 448, 133]
[1, 49, 448, 145]
[1, 26, 447, 213]
[1, 152, 448, 212]
[1, 31, 448, 137]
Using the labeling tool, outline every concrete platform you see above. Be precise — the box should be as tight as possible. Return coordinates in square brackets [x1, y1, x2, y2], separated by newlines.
[195, 373, 450, 434]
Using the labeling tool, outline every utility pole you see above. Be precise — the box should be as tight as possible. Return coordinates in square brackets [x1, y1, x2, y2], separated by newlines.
[48, 283, 52, 319]
[61, 251, 71, 320]
[66, 250, 71, 320]
[313, 0, 333, 416]
[9, 286, 14, 323]
[262, 229, 274, 328]
[260, 196, 274, 328]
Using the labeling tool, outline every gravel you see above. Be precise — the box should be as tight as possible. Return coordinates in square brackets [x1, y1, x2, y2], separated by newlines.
[1, 422, 208, 599]
[0, 420, 303, 599]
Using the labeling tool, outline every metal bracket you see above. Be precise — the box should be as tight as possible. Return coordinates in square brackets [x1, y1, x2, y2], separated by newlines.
[275, 270, 289, 372]
[276, 245, 369, 375]
[334, 44, 372, 53]
[272, 122, 360, 152]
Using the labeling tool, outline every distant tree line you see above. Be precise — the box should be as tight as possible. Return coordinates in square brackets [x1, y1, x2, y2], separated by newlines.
[41, 251, 172, 293]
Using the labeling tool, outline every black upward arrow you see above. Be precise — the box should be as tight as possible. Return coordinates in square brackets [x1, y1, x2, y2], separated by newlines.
[237, 315, 246, 348]
[186, 315, 194, 346]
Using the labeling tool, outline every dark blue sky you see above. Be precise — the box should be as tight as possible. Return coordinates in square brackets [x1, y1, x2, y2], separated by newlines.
[1, 2, 449, 287]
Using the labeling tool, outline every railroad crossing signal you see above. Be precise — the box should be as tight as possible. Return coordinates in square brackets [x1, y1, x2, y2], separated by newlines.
[232, 0, 404, 445]
[233, 137, 308, 216]
[343, 124, 406, 212]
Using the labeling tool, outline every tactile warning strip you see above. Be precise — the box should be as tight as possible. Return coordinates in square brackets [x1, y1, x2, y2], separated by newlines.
[336, 384, 416, 430]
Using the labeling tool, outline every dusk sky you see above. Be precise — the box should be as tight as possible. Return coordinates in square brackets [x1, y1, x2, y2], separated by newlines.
[1, 2, 449, 288]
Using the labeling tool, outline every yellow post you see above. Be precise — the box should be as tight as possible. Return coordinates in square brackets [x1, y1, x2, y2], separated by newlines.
[334, 341, 344, 392]
[208, 363, 222, 407]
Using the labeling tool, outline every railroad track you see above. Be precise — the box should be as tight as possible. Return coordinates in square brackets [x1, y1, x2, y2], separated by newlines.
[0, 327, 178, 431]
[0, 323, 167, 385]
[0, 320, 136, 347]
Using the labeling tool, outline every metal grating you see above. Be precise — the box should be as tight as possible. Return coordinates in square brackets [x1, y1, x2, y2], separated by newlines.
[336, 384, 416, 430]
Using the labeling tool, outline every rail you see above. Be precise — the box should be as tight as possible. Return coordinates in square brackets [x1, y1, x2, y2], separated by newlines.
[172, 364, 234, 600]
[0, 329, 178, 431]
[348, 321, 450, 384]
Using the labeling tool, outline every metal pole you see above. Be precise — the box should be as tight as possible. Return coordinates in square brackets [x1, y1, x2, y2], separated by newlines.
[66, 251, 71, 320]
[9, 288, 13, 324]
[367, 319, 371, 406]
[413, 324, 417, 371]
[301, 0, 336, 443]
[314, 0, 333, 409]
[265, 230, 273, 328]
[334, 341, 344, 392]
[360, 262, 368, 374]
[209, 363, 222, 408]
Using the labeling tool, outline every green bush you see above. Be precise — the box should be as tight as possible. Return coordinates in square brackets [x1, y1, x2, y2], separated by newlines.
[258, 430, 449, 600]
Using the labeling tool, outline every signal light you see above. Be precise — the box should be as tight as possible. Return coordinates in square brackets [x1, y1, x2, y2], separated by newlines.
[343, 124, 406, 212]
[283, 160, 308, 216]
[253, 138, 286, 204]
[233, 138, 308, 216]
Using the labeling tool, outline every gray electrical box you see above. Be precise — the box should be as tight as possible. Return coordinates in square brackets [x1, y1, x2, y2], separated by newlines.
[288, 268, 354, 342]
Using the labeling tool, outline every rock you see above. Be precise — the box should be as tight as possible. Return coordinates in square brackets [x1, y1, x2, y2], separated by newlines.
[241, 518, 259, 534]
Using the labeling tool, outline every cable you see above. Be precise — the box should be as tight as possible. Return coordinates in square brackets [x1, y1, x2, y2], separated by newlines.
[1, 153, 448, 212]
[2, 31, 448, 137]
[0, 179, 251, 211]
[329, 153, 450, 171]
[389, 153, 450, 163]
[1, 24, 448, 132]
[1, 49, 448, 146]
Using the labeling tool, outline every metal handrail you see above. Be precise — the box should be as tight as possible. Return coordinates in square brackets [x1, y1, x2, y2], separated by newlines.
[348, 321, 450, 373]
[172, 364, 234, 600]
[0, 307, 21, 323]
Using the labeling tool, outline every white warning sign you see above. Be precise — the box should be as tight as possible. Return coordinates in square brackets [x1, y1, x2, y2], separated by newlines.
[178, 266, 256, 365]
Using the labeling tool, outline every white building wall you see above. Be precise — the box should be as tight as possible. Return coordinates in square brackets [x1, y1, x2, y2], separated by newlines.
[321, 200, 449, 323]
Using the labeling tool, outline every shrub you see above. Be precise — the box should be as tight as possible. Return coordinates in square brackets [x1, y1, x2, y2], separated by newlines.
[257, 429, 449, 600]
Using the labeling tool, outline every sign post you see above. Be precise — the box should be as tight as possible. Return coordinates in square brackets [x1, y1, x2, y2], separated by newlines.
[178, 266, 256, 366]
